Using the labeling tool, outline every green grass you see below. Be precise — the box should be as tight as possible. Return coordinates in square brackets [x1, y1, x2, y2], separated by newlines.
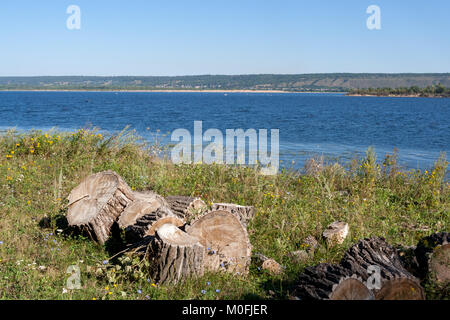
[0, 128, 448, 300]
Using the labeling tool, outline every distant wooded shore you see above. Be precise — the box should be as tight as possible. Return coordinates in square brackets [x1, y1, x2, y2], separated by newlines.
[347, 84, 450, 98]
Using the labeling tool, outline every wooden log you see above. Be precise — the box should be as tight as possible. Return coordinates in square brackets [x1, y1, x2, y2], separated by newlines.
[185, 210, 252, 275]
[66, 170, 134, 244]
[118, 191, 167, 229]
[374, 278, 425, 300]
[415, 232, 449, 283]
[145, 224, 205, 284]
[165, 196, 207, 221]
[211, 203, 255, 227]
[340, 237, 424, 299]
[322, 221, 349, 246]
[124, 206, 184, 244]
[293, 263, 374, 300]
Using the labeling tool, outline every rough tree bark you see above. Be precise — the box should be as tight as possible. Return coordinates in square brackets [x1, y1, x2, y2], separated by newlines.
[66, 170, 134, 244]
[211, 203, 255, 228]
[293, 263, 374, 300]
[143, 224, 205, 284]
[165, 196, 207, 221]
[340, 237, 425, 300]
[186, 210, 252, 275]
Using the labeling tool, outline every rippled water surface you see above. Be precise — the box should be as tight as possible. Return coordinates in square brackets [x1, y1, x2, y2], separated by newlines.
[0, 91, 449, 172]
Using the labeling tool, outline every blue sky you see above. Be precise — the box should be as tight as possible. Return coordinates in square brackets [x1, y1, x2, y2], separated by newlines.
[0, 0, 449, 76]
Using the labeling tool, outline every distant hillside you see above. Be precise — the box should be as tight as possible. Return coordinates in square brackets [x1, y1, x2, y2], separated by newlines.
[1, 74, 449, 92]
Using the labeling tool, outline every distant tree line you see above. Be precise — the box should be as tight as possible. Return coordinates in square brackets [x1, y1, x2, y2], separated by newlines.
[347, 84, 450, 97]
[0, 74, 449, 92]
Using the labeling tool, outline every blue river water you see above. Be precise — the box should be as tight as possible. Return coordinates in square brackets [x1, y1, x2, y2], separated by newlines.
[0, 91, 449, 172]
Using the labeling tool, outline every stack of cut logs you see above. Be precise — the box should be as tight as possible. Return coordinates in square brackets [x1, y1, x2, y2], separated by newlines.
[65, 171, 449, 299]
[66, 170, 254, 284]
[293, 233, 449, 300]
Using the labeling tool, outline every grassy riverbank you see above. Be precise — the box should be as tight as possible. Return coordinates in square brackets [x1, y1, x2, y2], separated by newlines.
[0, 128, 448, 299]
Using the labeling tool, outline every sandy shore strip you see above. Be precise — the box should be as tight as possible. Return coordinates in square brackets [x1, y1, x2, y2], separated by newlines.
[0, 89, 345, 94]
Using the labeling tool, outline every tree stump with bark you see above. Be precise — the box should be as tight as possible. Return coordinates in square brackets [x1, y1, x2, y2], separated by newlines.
[415, 232, 449, 284]
[143, 224, 205, 284]
[211, 203, 255, 228]
[340, 237, 424, 299]
[118, 191, 167, 229]
[165, 196, 207, 222]
[185, 210, 252, 275]
[124, 205, 184, 244]
[66, 170, 134, 244]
[293, 263, 374, 300]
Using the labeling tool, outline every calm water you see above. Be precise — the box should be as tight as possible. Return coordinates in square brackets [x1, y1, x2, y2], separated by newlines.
[0, 91, 449, 172]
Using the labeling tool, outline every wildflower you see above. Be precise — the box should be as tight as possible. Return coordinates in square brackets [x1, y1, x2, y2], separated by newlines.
[137, 289, 142, 294]
[145, 295, 150, 300]
[201, 290, 206, 294]
[108, 292, 112, 295]
[5, 155, 12, 158]
[103, 260, 108, 265]
[151, 283, 157, 287]
[92, 298, 96, 300]
[10, 151, 14, 154]
[220, 262, 225, 268]
[0, 241, 3, 245]
[147, 278, 151, 283]
[206, 281, 211, 286]
[62, 288, 68, 294]
[104, 286, 109, 291]
[216, 289, 220, 293]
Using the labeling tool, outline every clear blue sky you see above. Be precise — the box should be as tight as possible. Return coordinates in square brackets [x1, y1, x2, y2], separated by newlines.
[0, 0, 449, 76]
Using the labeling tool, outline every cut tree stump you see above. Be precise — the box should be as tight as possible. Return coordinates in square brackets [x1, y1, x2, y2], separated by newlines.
[415, 232, 450, 283]
[185, 210, 252, 275]
[322, 221, 349, 246]
[66, 170, 134, 244]
[144, 224, 204, 284]
[293, 263, 374, 300]
[340, 237, 424, 299]
[118, 191, 167, 229]
[210, 203, 255, 227]
[165, 196, 207, 221]
[374, 278, 425, 300]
